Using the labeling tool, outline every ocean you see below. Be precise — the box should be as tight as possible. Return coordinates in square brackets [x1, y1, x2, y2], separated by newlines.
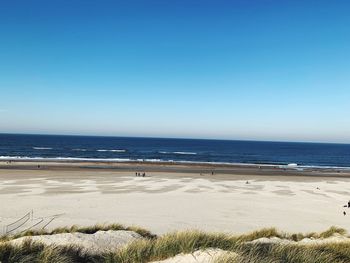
[0, 134, 349, 169]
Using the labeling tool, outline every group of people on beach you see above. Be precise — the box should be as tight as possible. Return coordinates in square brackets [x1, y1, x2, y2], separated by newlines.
[342, 201, 350, 216]
[135, 172, 146, 177]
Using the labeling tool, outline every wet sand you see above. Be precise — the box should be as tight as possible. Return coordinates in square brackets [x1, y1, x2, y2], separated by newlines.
[1, 161, 350, 235]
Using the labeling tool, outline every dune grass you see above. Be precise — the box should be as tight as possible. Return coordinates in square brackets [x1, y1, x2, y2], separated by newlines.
[318, 226, 347, 238]
[0, 223, 156, 242]
[236, 226, 348, 243]
[104, 230, 239, 262]
[0, 239, 99, 263]
[0, 225, 349, 262]
[233, 242, 350, 263]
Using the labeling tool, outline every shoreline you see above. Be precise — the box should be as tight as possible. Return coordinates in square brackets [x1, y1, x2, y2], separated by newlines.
[1, 157, 350, 170]
[1, 160, 350, 178]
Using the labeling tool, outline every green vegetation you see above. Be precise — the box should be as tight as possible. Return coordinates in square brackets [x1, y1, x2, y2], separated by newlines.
[0, 224, 349, 263]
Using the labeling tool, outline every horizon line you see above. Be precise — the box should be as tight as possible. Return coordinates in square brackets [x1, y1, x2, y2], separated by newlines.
[1, 132, 349, 146]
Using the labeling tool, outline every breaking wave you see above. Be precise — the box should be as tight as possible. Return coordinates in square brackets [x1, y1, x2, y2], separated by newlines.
[33, 147, 52, 150]
[97, 149, 126, 152]
[159, 151, 197, 155]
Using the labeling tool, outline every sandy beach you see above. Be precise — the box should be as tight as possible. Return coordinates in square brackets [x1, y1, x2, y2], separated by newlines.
[1, 161, 350, 235]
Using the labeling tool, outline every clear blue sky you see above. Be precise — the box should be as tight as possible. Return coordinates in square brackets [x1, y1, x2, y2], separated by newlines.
[1, 0, 349, 143]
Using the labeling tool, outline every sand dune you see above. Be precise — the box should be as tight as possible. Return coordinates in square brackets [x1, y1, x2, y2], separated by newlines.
[9, 230, 142, 254]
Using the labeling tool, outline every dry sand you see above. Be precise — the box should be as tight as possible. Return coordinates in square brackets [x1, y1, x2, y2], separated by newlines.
[1, 161, 350, 235]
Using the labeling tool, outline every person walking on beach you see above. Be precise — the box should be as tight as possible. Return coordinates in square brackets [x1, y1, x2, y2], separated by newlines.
[347, 200, 350, 208]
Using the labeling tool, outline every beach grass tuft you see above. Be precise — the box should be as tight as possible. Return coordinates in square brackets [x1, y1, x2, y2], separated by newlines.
[0, 223, 156, 242]
[106, 230, 239, 262]
[0, 239, 99, 263]
[318, 226, 347, 238]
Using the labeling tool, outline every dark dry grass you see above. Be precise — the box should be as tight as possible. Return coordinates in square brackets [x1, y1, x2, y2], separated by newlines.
[0, 239, 100, 263]
[233, 242, 350, 263]
[0, 225, 349, 263]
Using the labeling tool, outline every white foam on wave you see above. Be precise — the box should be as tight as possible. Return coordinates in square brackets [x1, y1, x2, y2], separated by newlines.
[0, 156, 29, 159]
[159, 151, 197, 155]
[97, 149, 126, 152]
[174, 151, 197, 155]
[0, 156, 133, 162]
[145, 159, 162, 162]
[54, 157, 131, 162]
[299, 165, 350, 170]
[33, 147, 52, 150]
[72, 149, 87, 151]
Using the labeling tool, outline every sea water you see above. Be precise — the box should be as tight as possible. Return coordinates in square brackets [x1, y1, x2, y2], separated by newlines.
[0, 134, 349, 169]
